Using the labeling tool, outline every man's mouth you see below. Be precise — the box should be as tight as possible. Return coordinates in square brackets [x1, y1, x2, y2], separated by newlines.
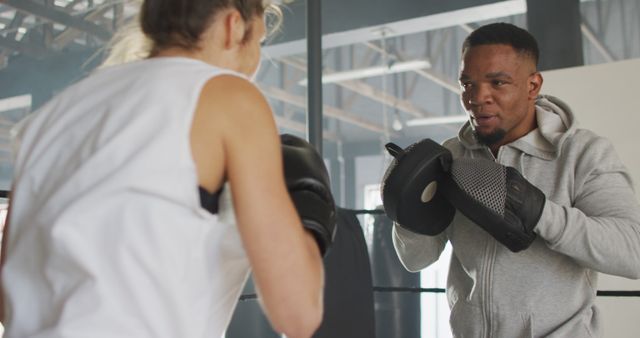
[471, 114, 497, 127]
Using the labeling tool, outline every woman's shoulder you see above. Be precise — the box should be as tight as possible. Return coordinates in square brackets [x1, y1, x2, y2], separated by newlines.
[199, 75, 267, 113]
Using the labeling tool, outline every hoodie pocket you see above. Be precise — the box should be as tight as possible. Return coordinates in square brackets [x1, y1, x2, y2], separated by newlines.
[533, 307, 596, 338]
[523, 313, 534, 338]
[488, 311, 534, 338]
[449, 299, 483, 338]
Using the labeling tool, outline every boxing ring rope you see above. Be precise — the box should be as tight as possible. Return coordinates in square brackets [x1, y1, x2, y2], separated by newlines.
[0, 191, 636, 300]
[370, 287, 640, 297]
[240, 208, 640, 301]
[239, 288, 640, 301]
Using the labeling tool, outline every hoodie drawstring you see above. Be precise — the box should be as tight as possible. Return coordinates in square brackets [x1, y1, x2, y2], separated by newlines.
[519, 152, 527, 179]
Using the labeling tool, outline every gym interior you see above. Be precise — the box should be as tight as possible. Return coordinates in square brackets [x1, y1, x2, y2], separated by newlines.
[1, 0, 640, 337]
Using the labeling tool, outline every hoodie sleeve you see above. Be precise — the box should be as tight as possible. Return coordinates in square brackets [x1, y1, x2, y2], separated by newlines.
[392, 223, 447, 272]
[390, 137, 461, 272]
[535, 136, 640, 279]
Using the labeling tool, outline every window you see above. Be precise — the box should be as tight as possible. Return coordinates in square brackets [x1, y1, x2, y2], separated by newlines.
[364, 183, 453, 337]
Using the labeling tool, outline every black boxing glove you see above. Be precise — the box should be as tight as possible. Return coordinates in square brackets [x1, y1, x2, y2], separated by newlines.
[381, 139, 456, 236]
[281, 134, 337, 256]
[440, 157, 546, 252]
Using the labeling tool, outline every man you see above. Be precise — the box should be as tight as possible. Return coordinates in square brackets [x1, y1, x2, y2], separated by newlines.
[392, 22, 640, 337]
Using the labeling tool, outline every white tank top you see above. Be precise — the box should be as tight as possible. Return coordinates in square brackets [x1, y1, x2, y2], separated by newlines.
[2, 58, 251, 338]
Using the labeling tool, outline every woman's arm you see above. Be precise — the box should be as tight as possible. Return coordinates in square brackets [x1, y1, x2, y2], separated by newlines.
[191, 75, 323, 338]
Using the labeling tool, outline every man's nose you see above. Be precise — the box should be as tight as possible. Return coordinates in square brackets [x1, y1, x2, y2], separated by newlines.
[467, 84, 491, 106]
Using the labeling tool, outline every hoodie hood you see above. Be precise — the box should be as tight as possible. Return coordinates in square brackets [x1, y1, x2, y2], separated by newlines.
[456, 94, 578, 160]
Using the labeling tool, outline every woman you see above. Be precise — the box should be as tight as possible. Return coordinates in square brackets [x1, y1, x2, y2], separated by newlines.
[0, 1, 325, 337]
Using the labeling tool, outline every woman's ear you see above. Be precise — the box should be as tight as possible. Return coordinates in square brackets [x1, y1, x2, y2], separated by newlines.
[223, 10, 246, 50]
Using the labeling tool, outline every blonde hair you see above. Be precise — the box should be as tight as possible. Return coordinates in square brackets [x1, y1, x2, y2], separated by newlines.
[99, 1, 282, 68]
[100, 15, 151, 67]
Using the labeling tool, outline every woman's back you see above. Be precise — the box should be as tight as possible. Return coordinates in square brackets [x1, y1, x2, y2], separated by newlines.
[2, 58, 251, 338]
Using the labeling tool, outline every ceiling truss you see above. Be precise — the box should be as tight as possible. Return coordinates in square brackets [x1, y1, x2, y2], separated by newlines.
[0, 0, 633, 142]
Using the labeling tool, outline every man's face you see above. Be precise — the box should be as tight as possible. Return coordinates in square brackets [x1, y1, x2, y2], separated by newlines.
[459, 44, 542, 149]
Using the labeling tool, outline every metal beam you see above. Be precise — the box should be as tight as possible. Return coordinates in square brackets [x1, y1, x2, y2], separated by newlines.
[42, 0, 55, 48]
[363, 41, 461, 94]
[0, 11, 26, 60]
[413, 68, 461, 94]
[263, 0, 526, 58]
[63, 0, 86, 10]
[274, 115, 338, 141]
[0, 34, 47, 58]
[2, 0, 112, 41]
[307, 0, 323, 152]
[580, 21, 614, 62]
[0, 94, 31, 112]
[280, 57, 432, 118]
[2, 11, 26, 38]
[336, 48, 377, 111]
[341, 78, 434, 118]
[459, 23, 474, 34]
[52, 3, 114, 49]
[261, 85, 396, 135]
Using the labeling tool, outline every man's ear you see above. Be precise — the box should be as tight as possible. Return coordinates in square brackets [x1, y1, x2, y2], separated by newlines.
[528, 72, 543, 99]
[223, 10, 246, 49]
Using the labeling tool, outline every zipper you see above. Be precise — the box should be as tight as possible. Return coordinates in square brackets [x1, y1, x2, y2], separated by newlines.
[484, 146, 497, 162]
[480, 146, 501, 337]
[481, 240, 496, 337]
[484, 241, 497, 338]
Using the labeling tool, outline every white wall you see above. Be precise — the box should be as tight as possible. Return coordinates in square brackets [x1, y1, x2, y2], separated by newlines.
[542, 58, 640, 338]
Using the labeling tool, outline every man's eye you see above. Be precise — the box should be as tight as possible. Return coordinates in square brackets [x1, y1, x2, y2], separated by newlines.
[461, 82, 472, 89]
[493, 80, 506, 86]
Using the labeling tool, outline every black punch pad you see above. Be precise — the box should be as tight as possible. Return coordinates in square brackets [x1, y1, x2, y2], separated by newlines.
[381, 139, 455, 235]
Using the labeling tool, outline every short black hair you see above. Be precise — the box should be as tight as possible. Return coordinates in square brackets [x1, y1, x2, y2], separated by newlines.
[462, 22, 539, 67]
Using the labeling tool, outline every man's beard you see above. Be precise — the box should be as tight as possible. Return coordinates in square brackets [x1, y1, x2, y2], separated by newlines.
[473, 128, 506, 147]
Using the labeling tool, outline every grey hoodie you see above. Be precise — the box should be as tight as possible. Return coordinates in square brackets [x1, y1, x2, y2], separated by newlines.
[393, 95, 640, 338]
